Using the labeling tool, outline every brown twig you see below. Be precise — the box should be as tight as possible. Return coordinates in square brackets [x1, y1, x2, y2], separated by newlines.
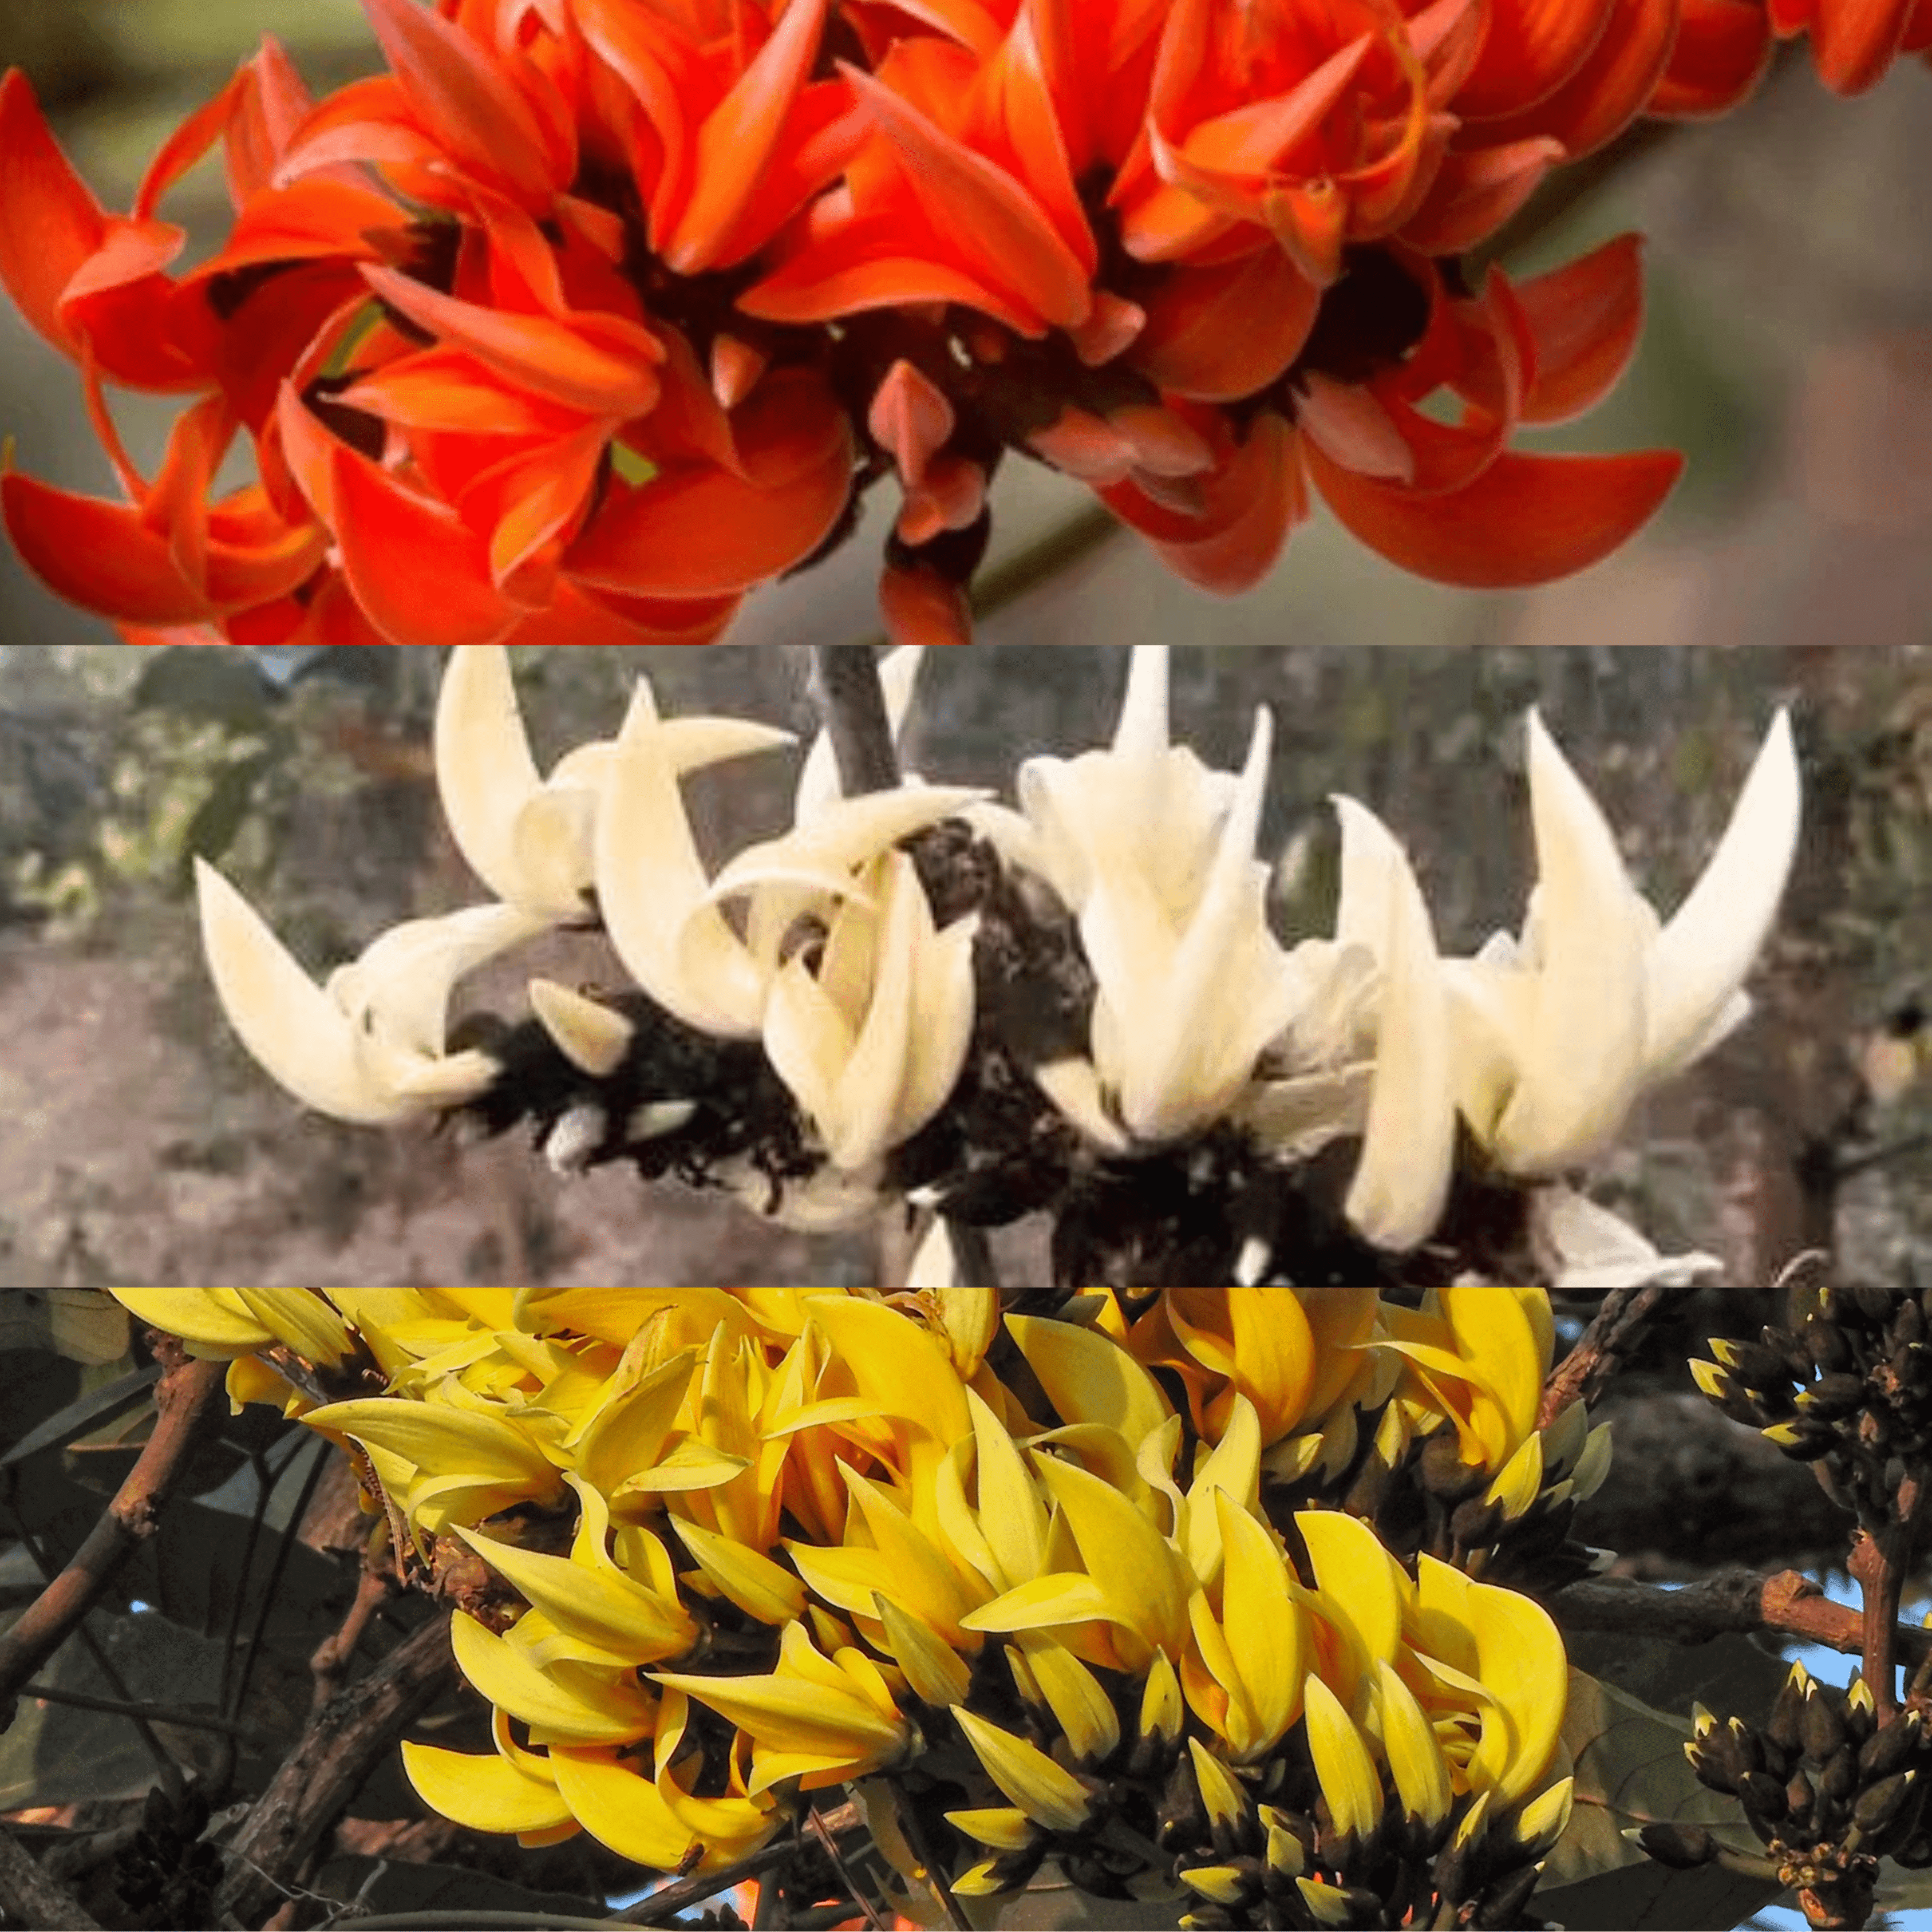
[0, 1349, 228, 1733]
[212, 1613, 455, 1928]
[609, 1801, 864, 1926]
[1539, 1285, 1698, 1429]
[1851, 1471, 1926, 1727]
[309, 1567, 398, 1718]
[1552, 1567, 1932, 1669]
[13, 1680, 267, 1747]
[811, 647, 901, 796]
[804, 1806, 887, 1930]
[0, 1822, 101, 1931]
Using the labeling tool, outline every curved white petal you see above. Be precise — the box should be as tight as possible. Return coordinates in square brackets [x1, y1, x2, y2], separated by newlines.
[195, 859, 400, 1125]
[1492, 712, 1647, 1174]
[709, 787, 987, 908]
[330, 903, 546, 1059]
[1645, 709, 1801, 1080]
[1113, 646, 1172, 761]
[528, 979, 635, 1078]
[902, 909, 978, 1145]
[1333, 798, 1452, 1253]
[826, 855, 924, 1170]
[597, 684, 767, 1039]
[434, 646, 546, 908]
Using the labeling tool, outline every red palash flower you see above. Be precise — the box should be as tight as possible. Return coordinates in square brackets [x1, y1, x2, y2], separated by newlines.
[1768, 0, 1932, 90]
[0, 0, 1821, 648]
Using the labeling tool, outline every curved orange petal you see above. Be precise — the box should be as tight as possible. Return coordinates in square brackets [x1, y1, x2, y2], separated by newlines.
[361, 264, 662, 417]
[1453, 0, 1615, 117]
[1650, 0, 1776, 112]
[1398, 136, 1560, 255]
[1101, 412, 1305, 591]
[1131, 249, 1320, 401]
[1809, 0, 1915, 89]
[1512, 233, 1644, 425]
[329, 445, 520, 646]
[340, 347, 585, 436]
[880, 559, 974, 647]
[664, 0, 829, 273]
[1307, 442, 1682, 586]
[2, 466, 215, 623]
[360, 0, 571, 204]
[841, 65, 1092, 330]
[566, 376, 854, 595]
[0, 69, 108, 358]
[1466, 0, 1675, 154]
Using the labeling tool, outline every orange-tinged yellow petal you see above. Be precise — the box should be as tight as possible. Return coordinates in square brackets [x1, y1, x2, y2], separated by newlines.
[449, 1610, 655, 1745]
[401, 1739, 574, 1836]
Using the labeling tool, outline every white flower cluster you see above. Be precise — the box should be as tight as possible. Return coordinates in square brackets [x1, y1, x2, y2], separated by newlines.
[197, 647, 1801, 1281]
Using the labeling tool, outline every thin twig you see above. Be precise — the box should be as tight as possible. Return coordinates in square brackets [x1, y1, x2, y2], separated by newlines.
[804, 1805, 887, 1931]
[14, 1679, 268, 1746]
[811, 647, 901, 796]
[1538, 1284, 1697, 1429]
[0, 1822, 100, 1932]
[882, 1783, 969, 1932]
[1852, 1471, 1926, 1727]
[0, 1346, 227, 1729]
[609, 1801, 864, 1926]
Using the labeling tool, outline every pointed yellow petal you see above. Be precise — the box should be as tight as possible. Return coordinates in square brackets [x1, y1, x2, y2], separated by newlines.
[456, 1526, 697, 1663]
[449, 1611, 655, 1744]
[669, 1516, 808, 1625]
[876, 1593, 973, 1707]
[1217, 1495, 1302, 1753]
[548, 1748, 699, 1871]
[1374, 1661, 1451, 1829]
[401, 1740, 574, 1836]
[952, 1708, 1095, 1832]
[1302, 1675, 1383, 1844]
[1006, 1314, 1172, 1451]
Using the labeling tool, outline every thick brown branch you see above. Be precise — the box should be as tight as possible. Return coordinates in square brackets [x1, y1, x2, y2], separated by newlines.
[1553, 1568, 1932, 1669]
[0, 1822, 101, 1932]
[1540, 1286, 1698, 1429]
[811, 647, 901, 797]
[0, 1350, 228, 1732]
[212, 1613, 455, 1929]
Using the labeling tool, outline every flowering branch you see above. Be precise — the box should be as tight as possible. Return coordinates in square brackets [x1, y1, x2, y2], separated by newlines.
[0, 1346, 227, 1732]
[609, 1801, 866, 1927]
[811, 647, 902, 797]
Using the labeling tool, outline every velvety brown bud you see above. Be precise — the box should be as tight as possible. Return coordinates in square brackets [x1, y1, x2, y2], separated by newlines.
[1854, 1771, 1917, 1836]
[1859, 1714, 1923, 1784]
[1637, 1822, 1716, 1870]
[1737, 1769, 1789, 1822]
[1799, 1372, 1869, 1420]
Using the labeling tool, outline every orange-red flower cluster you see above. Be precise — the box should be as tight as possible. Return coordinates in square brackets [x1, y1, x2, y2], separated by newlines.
[0, 0, 1852, 647]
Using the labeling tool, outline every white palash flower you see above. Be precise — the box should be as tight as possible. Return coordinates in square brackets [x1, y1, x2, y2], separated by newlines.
[1447, 709, 1801, 1176]
[1013, 647, 1298, 1149]
[195, 863, 543, 1124]
[434, 643, 795, 922]
[596, 679, 985, 1176]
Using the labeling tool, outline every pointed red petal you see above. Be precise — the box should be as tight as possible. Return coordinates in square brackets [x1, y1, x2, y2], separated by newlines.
[1454, 0, 1616, 117]
[1512, 234, 1644, 424]
[868, 357, 955, 484]
[0, 69, 108, 357]
[1306, 442, 1682, 586]
[2, 466, 215, 622]
[880, 559, 974, 647]
[665, 0, 828, 273]
[1131, 248, 1319, 401]
[361, 263, 662, 416]
[1467, 0, 1673, 155]
[329, 445, 520, 646]
[1810, 0, 1915, 90]
[359, 0, 570, 204]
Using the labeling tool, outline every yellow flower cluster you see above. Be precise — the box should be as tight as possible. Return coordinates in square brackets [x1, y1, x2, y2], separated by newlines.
[110, 1287, 1590, 1925]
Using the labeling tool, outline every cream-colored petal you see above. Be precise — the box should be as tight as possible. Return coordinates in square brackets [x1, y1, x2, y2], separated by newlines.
[598, 683, 766, 1038]
[1645, 709, 1801, 1081]
[709, 786, 987, 907]
[195, 859, 400, 1125]
[528, 979, 635, 1078]
[825, 856, 923, 1170]
[1333, 798, 1453, 1253]
[434, 645, 546, 907]
[330, 903, 545, 1059]
[1492, 712, 1647, 1174]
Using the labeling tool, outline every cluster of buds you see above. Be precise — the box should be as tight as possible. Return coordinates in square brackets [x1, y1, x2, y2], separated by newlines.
[1691, 1287, 1932, 1526]
[193, 645, 1800, 1290]
[1642, 1664, 1932, 1929]
[108, 1286, 1585, 1927]
[1, 0, 1921, 653]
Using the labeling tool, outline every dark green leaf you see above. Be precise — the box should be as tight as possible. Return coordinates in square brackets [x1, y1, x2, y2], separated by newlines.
[0, 1364, 160, 1469]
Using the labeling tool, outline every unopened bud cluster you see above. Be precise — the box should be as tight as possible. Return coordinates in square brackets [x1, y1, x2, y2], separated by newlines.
[1692, 1287, 1932, 1524]
[1642, 1663, 1932, 1928]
